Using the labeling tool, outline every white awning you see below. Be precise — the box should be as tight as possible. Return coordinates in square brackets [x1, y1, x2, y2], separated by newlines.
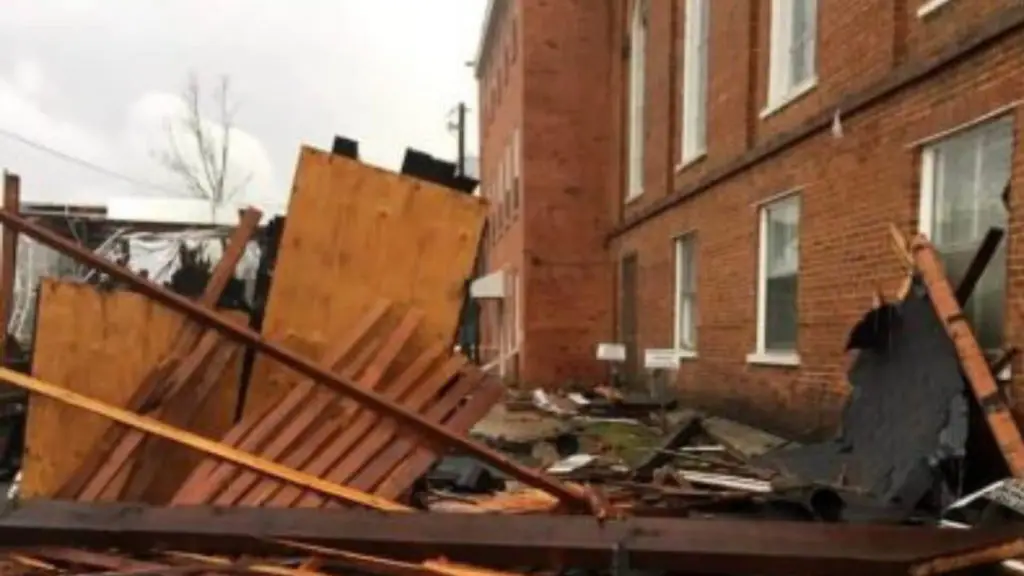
[470, 269, 506, 299]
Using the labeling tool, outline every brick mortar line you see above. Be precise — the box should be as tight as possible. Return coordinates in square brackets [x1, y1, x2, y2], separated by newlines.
[608, 4, 1024, 241]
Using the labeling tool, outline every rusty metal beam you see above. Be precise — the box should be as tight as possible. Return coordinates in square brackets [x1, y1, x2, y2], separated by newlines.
[1, 501, 1023, 576]
[911, 235, 1024, 477]
[0, 206, 588, 511]
[0, 172, 20, 363]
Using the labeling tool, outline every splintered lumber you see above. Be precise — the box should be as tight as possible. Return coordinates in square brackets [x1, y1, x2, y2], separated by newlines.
[20, 282, 246, 499]
[51, 207, 262, 502]
[0, 172, 19, 364]
[248, 146, 488, 413]
[910, 235, 1024, 478]
[3, 502, 1024, 576]
[0, 207, 590, 510]
[0, 366, 407, 511]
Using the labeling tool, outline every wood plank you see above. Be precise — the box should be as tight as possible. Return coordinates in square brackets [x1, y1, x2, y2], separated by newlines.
[3, 500, 1023, 576]
[22, 281, 243, 499]
[911, 235, 1024, 477]
[304, 357, 470, 507]
[170, 301, 389, 504]
[237, 340, 446, 506]
[272, 353, 464, 508]
[246, 146, 487, 416]
[55, 208, 262, 500]
[374, 376, 503, 501]
[0, 208, 586, 510]
[215, 309, 423, 506]
[0, 366, 410, 511]
[0, 172, 19, 365]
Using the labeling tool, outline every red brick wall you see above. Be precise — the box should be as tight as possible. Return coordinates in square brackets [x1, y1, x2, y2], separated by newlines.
[478, 0, 525, 369]
[518, 0, 618, 388]
[611, 2, 1024, 440]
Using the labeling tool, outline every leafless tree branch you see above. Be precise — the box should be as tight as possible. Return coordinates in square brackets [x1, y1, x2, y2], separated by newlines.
[154, 72, 253, 222]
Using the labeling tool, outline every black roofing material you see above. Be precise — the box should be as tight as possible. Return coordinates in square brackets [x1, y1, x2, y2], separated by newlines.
[761, 279, 969, 520]
[401, 148, 478, 194]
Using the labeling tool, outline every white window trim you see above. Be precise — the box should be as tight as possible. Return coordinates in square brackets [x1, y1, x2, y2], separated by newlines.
[512, 127, 522, 208]
[673, 233, 698, 359]
[763, 0, 818, 117]
[626, 0, 647, 202]
[747, 192, 802, 367]
[917, 0, 954, 18]
[680, 0, 710, 166]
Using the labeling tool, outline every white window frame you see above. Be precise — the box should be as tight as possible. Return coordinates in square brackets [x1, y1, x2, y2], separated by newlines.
[503, 140, 513, 219]
[626, 0, 647, 202]
[680, 0, 710, 166]
[917, 115, 1013, 368]
[747, 192, 801, 366]
[673, 233, 698, 358]
[764, 0, 818, 116]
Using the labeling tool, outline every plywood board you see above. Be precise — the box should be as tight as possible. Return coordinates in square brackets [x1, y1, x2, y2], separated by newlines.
[22, 279, 244, 499]
[246, 146, 486, 416]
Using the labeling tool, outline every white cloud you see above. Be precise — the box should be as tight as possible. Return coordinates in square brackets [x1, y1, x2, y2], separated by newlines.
[0, 60, 278, 211]
[0, 0, 486, 211]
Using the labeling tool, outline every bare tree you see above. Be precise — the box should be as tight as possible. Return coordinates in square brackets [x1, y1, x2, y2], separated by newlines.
[157, 73, 252, 222]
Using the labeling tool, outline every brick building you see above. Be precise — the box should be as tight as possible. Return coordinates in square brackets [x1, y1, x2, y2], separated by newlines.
[475, 0, 1024, 440]
[472, 0, 616, 387]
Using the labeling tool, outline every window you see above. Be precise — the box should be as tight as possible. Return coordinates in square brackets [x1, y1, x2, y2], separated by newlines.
[750, 194, 800, 365]
[626, 0, 648, 201]
[766, 0, 817, 111]
[919, 117, 1013, 351]
[496, 160, 505, 229]
[680, 0, 710, 164]
[511, 128, 521, 211]
[503, 141, 513, 222]
[674, 234, 697, 356]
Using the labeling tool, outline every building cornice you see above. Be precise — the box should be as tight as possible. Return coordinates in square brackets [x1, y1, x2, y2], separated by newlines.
[473, 0, 505, 79]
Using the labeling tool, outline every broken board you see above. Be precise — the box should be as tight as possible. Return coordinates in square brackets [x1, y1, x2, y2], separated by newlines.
[22, 279, 244, 499]
[246, 146, 487, 416]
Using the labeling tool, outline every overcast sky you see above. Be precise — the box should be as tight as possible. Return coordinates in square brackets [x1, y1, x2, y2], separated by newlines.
[0, 0, 485, 211]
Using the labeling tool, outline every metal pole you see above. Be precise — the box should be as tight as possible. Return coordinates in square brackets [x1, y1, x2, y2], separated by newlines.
[456, 102, 467, 177]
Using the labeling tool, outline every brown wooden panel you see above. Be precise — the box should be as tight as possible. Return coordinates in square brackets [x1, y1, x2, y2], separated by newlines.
[299, 356, 470, 508]
[245, 146, 487, 417]
[22, 280, 243, 499]
[373, 376, 504, 501]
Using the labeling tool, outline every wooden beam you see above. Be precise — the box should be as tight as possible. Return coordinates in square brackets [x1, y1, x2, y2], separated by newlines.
[0, 172, 20, 364]
[954, 227, 1004, 306]
[58, 208, 263, 500]
[0, 366, 408, 511]
[0, 501, 1022, 576]
[0, 207, 589, 511]
[910, 235, 1024, 477]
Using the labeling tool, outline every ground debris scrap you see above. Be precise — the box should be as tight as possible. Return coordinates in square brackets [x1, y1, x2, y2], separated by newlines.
[0, 162, 1019, 575]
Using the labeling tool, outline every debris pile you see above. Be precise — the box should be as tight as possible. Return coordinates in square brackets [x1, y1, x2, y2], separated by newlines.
[0, 148, 1019, 575]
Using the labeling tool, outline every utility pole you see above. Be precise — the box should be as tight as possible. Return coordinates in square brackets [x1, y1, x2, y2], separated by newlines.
[456, 102, 467, 176]
[448, 102, 468, 177]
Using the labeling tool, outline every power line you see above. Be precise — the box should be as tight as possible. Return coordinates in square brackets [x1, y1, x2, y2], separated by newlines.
[0, 124, 192, 198]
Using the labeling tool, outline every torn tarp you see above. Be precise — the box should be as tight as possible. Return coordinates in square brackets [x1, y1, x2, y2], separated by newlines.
[760, 279, 969, 520]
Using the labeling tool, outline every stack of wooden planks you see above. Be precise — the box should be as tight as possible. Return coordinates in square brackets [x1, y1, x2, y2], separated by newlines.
[0, 148, 587, 574]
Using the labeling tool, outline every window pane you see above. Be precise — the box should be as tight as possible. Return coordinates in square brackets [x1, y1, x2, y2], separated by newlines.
[789, 0, 815, 86]
[929, 119, 1012, 350]
[763, 198, 800, 351]
[676, 236, 697, 350]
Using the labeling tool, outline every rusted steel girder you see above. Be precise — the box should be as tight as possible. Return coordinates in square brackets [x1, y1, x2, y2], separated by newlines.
[910, 235, 1024, 477]
[0, 207, 590, 512]
[1, 501, 1022, 576]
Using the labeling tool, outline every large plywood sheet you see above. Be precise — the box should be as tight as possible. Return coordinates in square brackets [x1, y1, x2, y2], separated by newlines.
[246, 146, 486, 415]
[22, 279, 244, 499]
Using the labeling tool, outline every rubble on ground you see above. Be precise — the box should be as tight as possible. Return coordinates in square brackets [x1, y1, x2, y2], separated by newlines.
[0, 148, 1018, 575]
